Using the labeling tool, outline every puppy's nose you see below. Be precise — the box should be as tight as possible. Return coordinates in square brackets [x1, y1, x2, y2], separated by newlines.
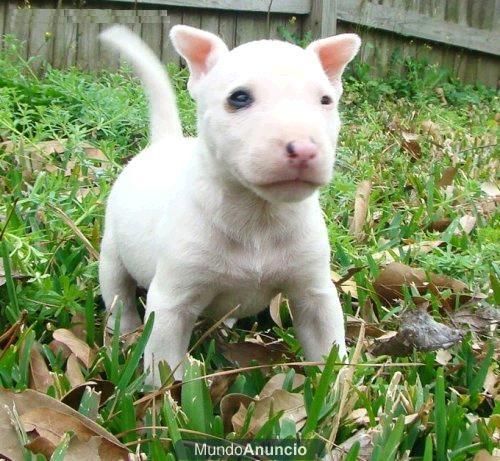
[286, 139, 318, 168]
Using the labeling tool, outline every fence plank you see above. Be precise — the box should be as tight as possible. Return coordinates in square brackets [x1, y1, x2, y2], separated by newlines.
[200, 11, 219, 35]
[161, 11, 182, 65]
[108, 0, 311, 14]
[7, 9, 31, 60]
[218, 12, 236, 48]
[337, 0, 500, 55]
[305, 0, 336, 38]
[0, 2, 7, 39]
[235, 13, 259, 46]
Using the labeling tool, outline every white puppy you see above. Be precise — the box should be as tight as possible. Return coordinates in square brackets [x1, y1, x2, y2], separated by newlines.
[99, 25, 360, 385]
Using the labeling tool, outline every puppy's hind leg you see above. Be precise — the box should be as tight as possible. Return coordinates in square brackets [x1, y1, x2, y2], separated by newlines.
[99, 237, 142, 334]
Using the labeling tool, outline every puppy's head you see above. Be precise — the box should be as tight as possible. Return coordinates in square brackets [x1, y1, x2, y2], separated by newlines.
[171, 26, 360, 203]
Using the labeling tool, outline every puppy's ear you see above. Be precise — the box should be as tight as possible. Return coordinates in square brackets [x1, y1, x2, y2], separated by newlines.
[170, 25, 228, 96]
[307, 34, 361, 88]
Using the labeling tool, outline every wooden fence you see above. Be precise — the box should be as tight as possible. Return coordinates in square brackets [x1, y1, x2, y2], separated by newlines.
[0, 0, 498, 86]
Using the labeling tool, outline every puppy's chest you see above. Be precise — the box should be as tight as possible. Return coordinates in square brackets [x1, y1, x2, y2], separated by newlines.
[205, 242, 290, 318]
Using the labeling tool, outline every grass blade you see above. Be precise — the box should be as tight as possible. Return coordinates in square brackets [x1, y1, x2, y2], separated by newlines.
[435, 368, 447, 461]
[116, 311, 154, 392]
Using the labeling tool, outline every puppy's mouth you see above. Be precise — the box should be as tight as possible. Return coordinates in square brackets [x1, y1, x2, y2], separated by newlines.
[257, 178, 322, 188]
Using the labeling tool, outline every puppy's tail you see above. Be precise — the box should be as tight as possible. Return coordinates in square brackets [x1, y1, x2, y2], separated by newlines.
[100, 25, 183, 143]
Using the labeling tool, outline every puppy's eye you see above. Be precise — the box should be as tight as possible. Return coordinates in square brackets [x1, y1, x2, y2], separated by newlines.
[227, 89, 254, 110]
[321, 95, 333, 105]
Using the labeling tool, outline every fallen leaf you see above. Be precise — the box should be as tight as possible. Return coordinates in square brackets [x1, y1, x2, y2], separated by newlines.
[373, 241, 444, 265]
[209, 374, 237, 406]
[428, 218, 452, 232]
[451, 305, 500, 334]
[346, 320, 386, 340]
[329, 427, 380, 460]
[331, 270, 358, 298]
[70, 312, 88, 342]
[259, 373, 306, 399]
[231, 389, 306, 436]
[48, 339, 72, 362]
[0, 389, 129, 461]
[483, 367, 499, 399]
[0, 260, 30, 287]
[421, 120, 443, 144]
[437, 166, 458, 188]
[372, 309, 463, 356]
[480, 182, 500, 198]
[350, 180, 372, 241]
[53, 329, 94, 367]
[435, 349, 453, 365]
[218, 340, 291, 369]
[63, 435, 103, 461]
[473, 449, 500, 461]
[456, 215, 476, 235]
[373, 262, 467, 306]
[219, 393, 253, 433]
[29, 342, 54, 393]
[345, 407, 369, 425]
[269, 293, 284, 328]
[0, 311, 27, 348]
[401, 131, 421, 159]
[61, 380, 115, 410]
[25, 436, 57, 458]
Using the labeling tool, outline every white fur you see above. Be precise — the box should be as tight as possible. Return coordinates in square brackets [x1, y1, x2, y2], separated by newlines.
[99, 25, 361, 385]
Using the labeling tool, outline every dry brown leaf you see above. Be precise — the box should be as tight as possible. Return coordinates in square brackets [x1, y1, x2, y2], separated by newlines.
[346, 320, 386, 340]
[329, 428, 380, 460]
[350, 180, 372, 241]
[218, 340, 291, 369]
[481, 182, 500, 198]
[269, 293, 284, 328]
[451, 305, 500, 334]
[70, 312, 88, 342]
[483, 367, 499, 398]
[48, 339, 72, 361]
[421, 120, 443, 144]
[53, 328, 94, 367]
[0, 259, 30, 288]
[373, 240, 444, 265]
[372, 309, 463, 356]
[331, 270, 358, 298]
[456, 215, 476, 235]
[25, 436, 58, 458]
[209, 374, 237, 406]
[66, 354, 86, 388]
[62, 380, 115, 410]
[0, 311, 27, 349]
[401, 131, 421, 159]
[259, 373, 306, 399]
[29, 342, 53, 393]
[437, 166, 458, 188]
[373, 262, 468, 306]
[435, 349, 453, 365]
[64, 435, 103, 461]
[231, 389, 306, 436]
[473, 449, 500, 461]
[428, 218, 452, 232]
[219, 393, 254, 433]
[0, 389, 129, 461]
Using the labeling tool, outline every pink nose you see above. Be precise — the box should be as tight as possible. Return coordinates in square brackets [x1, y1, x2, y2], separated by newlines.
[286, 139, 318, 168]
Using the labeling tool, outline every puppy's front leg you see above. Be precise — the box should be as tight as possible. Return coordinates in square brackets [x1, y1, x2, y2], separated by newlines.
[289, 280, 347, 363]
[145, 274, 212, 386]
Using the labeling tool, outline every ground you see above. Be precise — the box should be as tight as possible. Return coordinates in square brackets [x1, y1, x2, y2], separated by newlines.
[0, 36, 498, 460]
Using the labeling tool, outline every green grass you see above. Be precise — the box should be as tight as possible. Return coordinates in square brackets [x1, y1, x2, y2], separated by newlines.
[0, 35, 498, 460]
